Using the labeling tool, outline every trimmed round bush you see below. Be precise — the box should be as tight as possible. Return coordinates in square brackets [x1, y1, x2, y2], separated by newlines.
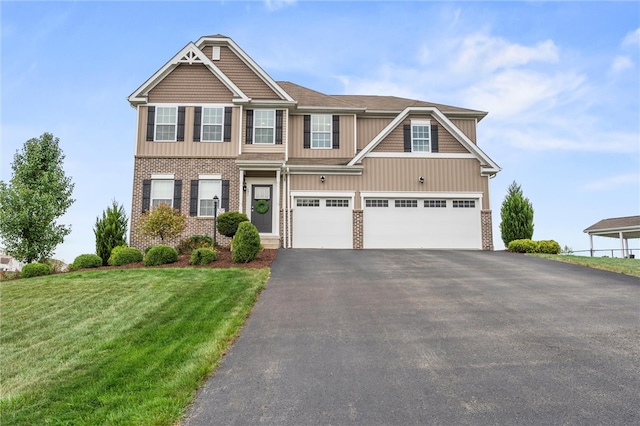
[189, 247, 217, 265]
[108, 246, 143, 266]
[232, 222, 262, 263]
[72, 253, 103, 270]
[177, 235, 214, 254]
[508, 239, 538, 253]
[144, 245, 178, 266]
[21, 263, 52, 278]
[217, 212, 249, 238]
[537, 240, 561, 254]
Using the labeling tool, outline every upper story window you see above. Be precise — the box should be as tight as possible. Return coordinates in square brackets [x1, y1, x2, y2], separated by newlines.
[412, 120, 431, 152]
[254, 110, 275, 144]
[151, 179, 174, 207]
[202, 107, 224, 142]
[155, 107, 177, 141]
[312, 115, 332, 149]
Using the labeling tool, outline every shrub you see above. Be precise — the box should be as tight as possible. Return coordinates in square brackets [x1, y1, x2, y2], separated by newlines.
[189, 248, 217, 265]
[537, 240, 561, 254]
[217, 212, 249, 238]
[144, 245, 178, 266]
[137, 204, 186, 242]
[232, 222, 262, 263]
[108, 246, 143, 266]
[21, 263, 51, 278]
[500, 181, 534, 247]
[94, 200, 128, 265]
[72, 253, 103, 269]
[45, 258, 67, 273]
[508, 239, 538, 253]
[176, 235, 214, 254]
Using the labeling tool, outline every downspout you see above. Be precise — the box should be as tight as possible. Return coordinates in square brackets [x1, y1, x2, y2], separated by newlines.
[282, 167, 287, 248]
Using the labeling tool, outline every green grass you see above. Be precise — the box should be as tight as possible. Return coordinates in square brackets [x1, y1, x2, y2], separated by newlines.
[528, 253, 640, 277]
[0, 267, 269, 425]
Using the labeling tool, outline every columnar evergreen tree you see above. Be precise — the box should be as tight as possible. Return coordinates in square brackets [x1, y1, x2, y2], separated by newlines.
[0, 133, 75, 263]
[94, 200, 129, 265]
[500, 181, 534, 247]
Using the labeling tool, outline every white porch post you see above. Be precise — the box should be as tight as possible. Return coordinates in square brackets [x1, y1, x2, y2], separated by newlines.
[589, 234, 594, 257]
[239, 169, 245, 214]
[619, 231, 625, 258]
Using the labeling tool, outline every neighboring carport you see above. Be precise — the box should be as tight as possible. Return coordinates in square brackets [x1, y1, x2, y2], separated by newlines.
[584, 215, 640, 258]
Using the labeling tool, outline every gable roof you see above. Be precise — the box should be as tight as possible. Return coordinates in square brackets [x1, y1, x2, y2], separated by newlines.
[347, 106, 501, 176]
[584, 216, 640, 238]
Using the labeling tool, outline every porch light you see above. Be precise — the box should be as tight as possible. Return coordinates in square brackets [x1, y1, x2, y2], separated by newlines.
[320, 176, 325, 183]
[419, 176, 424, 184]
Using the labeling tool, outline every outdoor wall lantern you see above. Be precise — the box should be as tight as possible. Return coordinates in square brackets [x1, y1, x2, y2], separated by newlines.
[419, 176, 425, 184]
[320, 175, 325, 183]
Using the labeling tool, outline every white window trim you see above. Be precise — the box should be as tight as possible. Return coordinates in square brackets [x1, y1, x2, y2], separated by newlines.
[411, 119, 431, 153]
[311, 114, 332, 150]
[155, 106, 178, 142]
[201, 105, 225, 143]
[197, 179, 222, 217]
[150, 179, 174, 208]
[253, 109, 276, 144]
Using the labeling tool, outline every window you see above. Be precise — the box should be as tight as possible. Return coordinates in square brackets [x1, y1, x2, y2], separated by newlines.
[395, 199, 418, 208]
[453, 200, 476, 208]
[326, 199, 349, 207]
[425, 200, 447, 208]
[202, 107, 223, 142]
[365, 199, 389, 208]
[254, 110, 275, 144]
[412, 122, 431, 152]
[155, 107, 177, 141]
[297, 199, 320, 207]
[198, 180, 222, 216]
[312, 115, 332, 149]
[151, 180, 174, 207]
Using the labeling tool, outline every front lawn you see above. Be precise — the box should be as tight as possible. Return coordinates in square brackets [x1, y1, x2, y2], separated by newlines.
[0, 267, 269, 425]
[529, 253, 640, 277]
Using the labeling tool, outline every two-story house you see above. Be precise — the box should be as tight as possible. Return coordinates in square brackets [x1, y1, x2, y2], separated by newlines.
[128, 35, 500, 251]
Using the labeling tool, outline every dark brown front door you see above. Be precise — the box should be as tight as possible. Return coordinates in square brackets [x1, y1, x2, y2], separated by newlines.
[251, 185, 272, 233]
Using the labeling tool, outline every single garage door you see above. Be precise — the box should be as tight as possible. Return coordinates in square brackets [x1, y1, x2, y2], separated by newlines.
[363, 198, 481, 249]
[293, 197, 353, 248]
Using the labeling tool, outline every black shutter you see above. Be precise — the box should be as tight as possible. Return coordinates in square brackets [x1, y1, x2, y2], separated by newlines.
[403, 124, 412, 152]
[146, 107, 155, 141]
[177, 107, 186, 141]
[223, 107, 232, 142]
[142, 179, 151, 212]
[275, 110, 283, 144]
[431, 124, 439, 153]
[190, 180, 199, 217]
[332, 115, 340, 149]
[245, 110, 253, 144]
[221, 180, 230, 211]
[303, 115, 311, 149]
[173, 180, 182, 212]
[193, 107, 202, 142]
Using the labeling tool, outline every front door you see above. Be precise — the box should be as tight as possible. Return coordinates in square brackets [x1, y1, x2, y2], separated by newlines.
[251, 185, 273, 233]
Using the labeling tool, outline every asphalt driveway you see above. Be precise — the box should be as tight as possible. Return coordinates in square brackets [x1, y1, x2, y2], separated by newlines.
[183, 250, 639, 425]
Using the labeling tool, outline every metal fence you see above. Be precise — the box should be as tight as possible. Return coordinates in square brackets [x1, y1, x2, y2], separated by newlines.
[571, 248, 637, 258]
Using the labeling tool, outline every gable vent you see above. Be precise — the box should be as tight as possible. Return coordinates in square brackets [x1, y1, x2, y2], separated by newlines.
[212, 46, 220, 61]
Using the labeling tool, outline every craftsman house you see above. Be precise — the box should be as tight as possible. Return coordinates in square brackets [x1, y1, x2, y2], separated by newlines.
[128, 35, 500, 250]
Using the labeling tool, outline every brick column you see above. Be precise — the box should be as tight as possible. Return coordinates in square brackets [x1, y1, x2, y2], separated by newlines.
[353, 210, 363, 249]
[481, 209, 494, 251]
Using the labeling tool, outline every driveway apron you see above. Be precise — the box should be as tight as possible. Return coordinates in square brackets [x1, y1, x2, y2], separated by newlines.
[183, 250, 640, 425]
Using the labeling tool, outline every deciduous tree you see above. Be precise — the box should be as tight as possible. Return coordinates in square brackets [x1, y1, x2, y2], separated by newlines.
[137, 204, 186, 242]
[0, 133, 75, 263]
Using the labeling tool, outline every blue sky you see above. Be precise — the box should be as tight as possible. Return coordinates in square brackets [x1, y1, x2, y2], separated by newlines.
[1, 1, 638, 262]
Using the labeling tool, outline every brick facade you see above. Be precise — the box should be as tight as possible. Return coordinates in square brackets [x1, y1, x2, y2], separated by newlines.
[130, 157, 239, 250]
[353, 210, 363, 249]
[481, 209, 494, 251]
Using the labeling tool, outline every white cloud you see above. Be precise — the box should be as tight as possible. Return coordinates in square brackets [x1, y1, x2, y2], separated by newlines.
[582, 173, 640, 191]
[610, 55, 634, 74]
[263, 0, 296, 11]
[622, 27, 640, 47]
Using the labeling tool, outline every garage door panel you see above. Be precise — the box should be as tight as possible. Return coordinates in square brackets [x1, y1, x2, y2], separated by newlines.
[293, 198, 352, 249]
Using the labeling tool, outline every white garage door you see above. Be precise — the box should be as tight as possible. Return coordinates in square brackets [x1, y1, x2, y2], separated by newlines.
[293, 198, 353, 248]
[363, 198, 481, 249]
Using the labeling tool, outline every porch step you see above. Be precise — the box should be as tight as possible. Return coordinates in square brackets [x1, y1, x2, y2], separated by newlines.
[260, 235, 281, 250]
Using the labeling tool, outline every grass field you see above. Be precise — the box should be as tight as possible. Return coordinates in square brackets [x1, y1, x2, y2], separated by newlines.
[529, 253, 640, 277]
[0, 267, 269, 425]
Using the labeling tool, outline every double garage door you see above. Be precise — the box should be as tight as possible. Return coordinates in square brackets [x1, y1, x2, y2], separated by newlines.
[292, 196, 481, 249]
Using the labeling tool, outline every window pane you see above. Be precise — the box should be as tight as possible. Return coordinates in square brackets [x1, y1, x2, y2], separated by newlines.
[156, 124, 175, 141]
[203, 108, 223, 124]
[254, 128, 274, 144]
[312, 133, 331, 148]
[254, 110, 274, 126]
[203, 125, 222, 141]
[198, 180, 222, 216]
[151, 180, 173, 207]
[156, 107, 176, 124]
[200, 199, 214, 217]
[412, 125, 430, 152]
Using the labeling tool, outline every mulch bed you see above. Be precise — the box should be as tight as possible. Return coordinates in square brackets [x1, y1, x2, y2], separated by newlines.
[91, 247, 278, 271]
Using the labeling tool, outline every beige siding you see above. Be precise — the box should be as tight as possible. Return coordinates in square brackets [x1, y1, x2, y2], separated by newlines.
[136, 106, 240, 157]
[289, 157, 489, 209]
[148, 64, 234, 103]
[201, 45, 282, 100]
[357, 117, 392, 150]
[374, 115, 469, 154]
[451, 118, 477, 143]
[288, 115, 355, 158]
